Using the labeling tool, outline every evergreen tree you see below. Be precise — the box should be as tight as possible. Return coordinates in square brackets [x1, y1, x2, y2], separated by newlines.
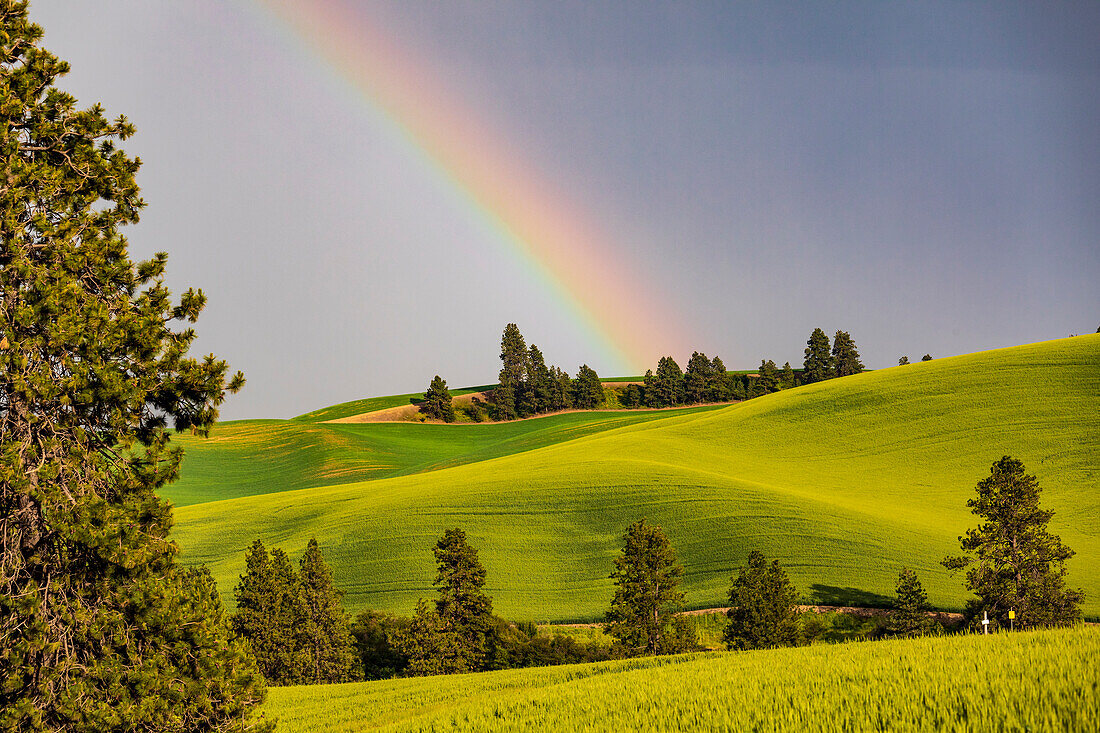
[942, 457, 1083, 630]
[779, 361, 795, 389]
[620, 383, 644, 408]
[548, 366, 573, 412]
[757, 359, 780, 394]
[0, 6, 265, 729]
[707, 356, 734, 402]
[526, 345, 552, 414]
[604, 519, 685, 655]
[832, 330, 864, 377]
[683, 351, 712, 404]
[295, 539, 359, 684]
[887, 568, 936, 638]
[651, 356, 685, 407]
[394, 599, 463, 676]
[433, 528, 495, 672]
[573, 364, 604, 409]
[642, 369, 659, 407]
[232, 541, 299, 685]
[921, 353, 933, 361]
[723, 551, 800, 650]
[494, 323, 528, 420]
[802, 328, 834, 383]
[898, 356, 910, 365]
[422, 375, 455, 422]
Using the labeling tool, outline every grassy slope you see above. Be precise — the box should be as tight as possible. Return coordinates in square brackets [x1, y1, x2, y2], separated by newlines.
[172, 336, 1100, 620]
[290, 385, 496, 423]
[261, 627, 1100, 732]
[166, 406, 723, 506]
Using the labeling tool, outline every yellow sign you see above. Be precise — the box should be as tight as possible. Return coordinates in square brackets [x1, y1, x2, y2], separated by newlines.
[1009, 610, 1016, 620]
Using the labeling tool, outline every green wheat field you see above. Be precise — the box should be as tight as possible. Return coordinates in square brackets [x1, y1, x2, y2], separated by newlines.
[167, 335, 1099, 622]
[260, 626, 1099, 732]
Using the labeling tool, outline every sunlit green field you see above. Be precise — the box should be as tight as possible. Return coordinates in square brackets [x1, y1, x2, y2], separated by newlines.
[260, 626, 1100, 732]
[171, 336, 1100, 620]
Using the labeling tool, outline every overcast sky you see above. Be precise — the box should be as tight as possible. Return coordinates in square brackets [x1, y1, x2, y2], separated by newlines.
[29, 1, 1100, 419]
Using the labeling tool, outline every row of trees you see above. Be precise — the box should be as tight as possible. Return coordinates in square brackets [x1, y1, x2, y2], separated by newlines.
[802, 328, 865, 383]
[493, 323, 604, 420]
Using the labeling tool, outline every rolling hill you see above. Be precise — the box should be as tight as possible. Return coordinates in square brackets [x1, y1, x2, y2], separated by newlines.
[169, 335, 1100, 621]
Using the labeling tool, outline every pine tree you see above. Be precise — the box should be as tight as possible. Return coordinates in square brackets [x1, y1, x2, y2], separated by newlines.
[942, 457, 1083, 630]
[683, 351, 712, 404]
[898, 356, 910, 365]
[296, 539, 359, 684]
[526, 345, 552, 414]
[232, 541, 299, 684]
[422, 375, 455, 422]
[652, 356, 684, 407]
[887, 568, 936, 638]
[757, 359, 780, 394]
[0, 6, 265, 729]
[779, 361, 795, 389]
[394, 599, 463, 676]
[604, 518, 685, 655]
[573, 364, 604, 409]
[707, 356, 734, 402]
[494, 323, 528, 420]
[921, 353, 933, 361]
[548, 366, 573, 412]
[433, 528, 495, 672]
[802, 328, 834, 383]
[831, 330, 864, 377]
[723, 551, 800, 650]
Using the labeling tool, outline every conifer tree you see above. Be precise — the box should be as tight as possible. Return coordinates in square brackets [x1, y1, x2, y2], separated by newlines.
[573, 364, 604, 409]
[802, 328, 834, 383]
[887, 568, 936, 638]
[831, 330, 864, 377]
[780, 361, 796, 389]
[724, 551, 800, 650]
[757, 359, 780, 394]
[898, 356, 910, 365]
[395, 599, 463, 676]
[295, 539, 359, 684]
[422, 375, 455, 422]
[433, 528, 495, 672]
[942, 457, 1083, 629]
[651, 356, 684, 407]
[683, 351, 712, 404]
[604, 519, 685, 655]
[526, 345, 552, 414]
[0, 6, 264, 729]
[495, 324, 528, 419]
[921, 353, 933, 361]
[232, 541, 299, 684]
[548, 366, 573, 412]
[707, 356, 734, 402]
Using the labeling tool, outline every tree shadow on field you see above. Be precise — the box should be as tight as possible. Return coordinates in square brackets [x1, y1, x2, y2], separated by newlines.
[809, 584, 893, 608]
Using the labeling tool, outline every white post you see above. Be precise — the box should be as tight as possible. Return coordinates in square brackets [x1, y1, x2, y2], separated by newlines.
[982, 610, 990, 635]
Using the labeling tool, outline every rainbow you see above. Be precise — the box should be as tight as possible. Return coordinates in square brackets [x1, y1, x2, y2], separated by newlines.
[247, 0, 691, 372]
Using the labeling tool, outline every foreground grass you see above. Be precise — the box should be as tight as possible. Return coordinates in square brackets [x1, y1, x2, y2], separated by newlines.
[173, 336, 1100, 619]
[262, 626, 1099, 732]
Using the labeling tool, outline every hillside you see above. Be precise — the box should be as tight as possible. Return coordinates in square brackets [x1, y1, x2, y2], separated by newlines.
[171, 336, 1100, 620]
[261, 627, 1100, 732]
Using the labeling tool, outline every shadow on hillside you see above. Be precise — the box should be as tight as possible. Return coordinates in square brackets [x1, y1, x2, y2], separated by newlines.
[809, 584, 893, 608]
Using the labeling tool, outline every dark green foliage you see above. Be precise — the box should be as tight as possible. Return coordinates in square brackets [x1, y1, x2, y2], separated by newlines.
[351, 610, 409, 680]
[832, 331, 864, 377]
[604, 519, 685, 655]
[724, 551, 800, 651]
[573, 364, 604, 409]
[489, 384, 516, 421]
[757, 359, 780, 394]
[297, 539, 360, 684]
[0, 5, 265, 729]
[646, 356, 684, 407]
[802, 328, 834, 383]
[779, 362, 796, 389]
[232, 541, 299, 684]
[433, 528, 495, 672]
[683, 351, 713, 403]
[887, 568, 936, 638]
[526, 346, 552, 414]
[708, 356, 734, 401]
[421, 375, 455, 422]
[494, 323, 527, 420]
[548, 366, 573, 412]
[898, 356, 910, 365]
[942, 456, 1083, 630]
[921, 353, 933, 361]
[620, 383, 644, 408]
[394, 599, 464, 676]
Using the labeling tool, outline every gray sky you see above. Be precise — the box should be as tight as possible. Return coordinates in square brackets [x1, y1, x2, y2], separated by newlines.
[29, 1, 1100, 419]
